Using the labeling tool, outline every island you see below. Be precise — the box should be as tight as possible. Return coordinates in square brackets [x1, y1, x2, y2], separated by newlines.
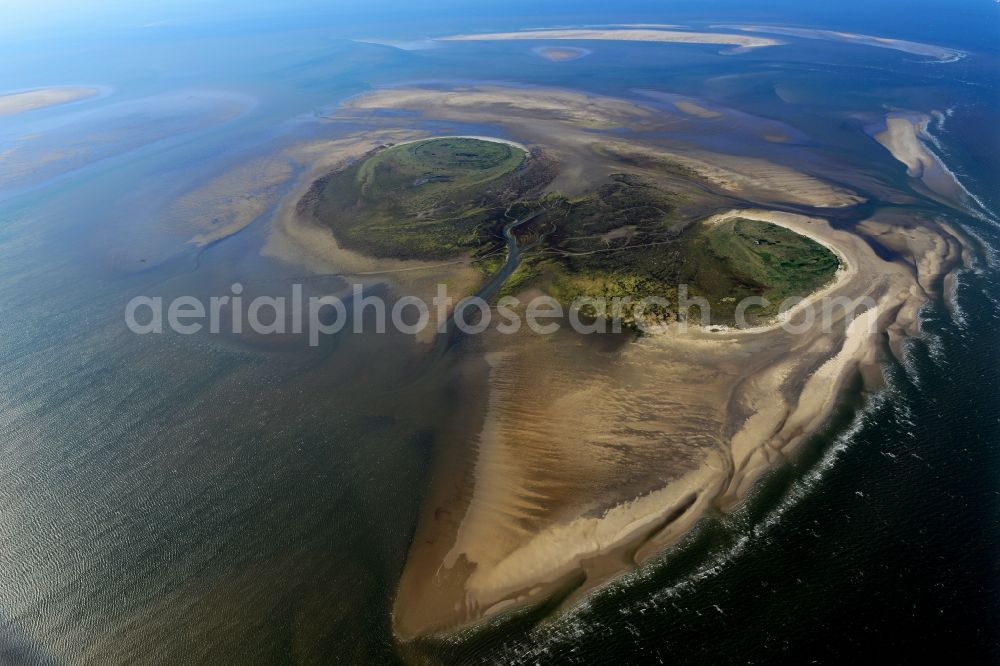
[302, 136, 841, 326]
[261, 84, 966, 646]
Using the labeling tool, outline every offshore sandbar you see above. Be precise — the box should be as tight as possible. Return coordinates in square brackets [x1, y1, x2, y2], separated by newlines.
[715, 24, 964, 62]
[0, 86, 101, 116]
[439, 28, 781, 51]
[872, 112, 972, 209]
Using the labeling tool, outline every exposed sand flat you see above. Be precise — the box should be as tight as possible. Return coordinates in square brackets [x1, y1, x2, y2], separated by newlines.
[347, 85, 663, 129]
[715, 24, 965, 62]
[348, 86, 862, 208]
[857, 215, 966, 299]
[872, 112, 974, 211]
[0, 86, 100, 115]
[678, 149, 864, 208]
[673, 100, 723, 118]
[875, 114, 937, 178]
[439, 28, 781, 52]
[395, 207, 959, 638]
[597, 140, 864, 208]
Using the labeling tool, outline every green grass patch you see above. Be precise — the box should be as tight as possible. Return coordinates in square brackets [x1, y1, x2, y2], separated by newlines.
[309, 138, 554, 260]
[306, 144, 838, 327]
[681, 218, 840, 319]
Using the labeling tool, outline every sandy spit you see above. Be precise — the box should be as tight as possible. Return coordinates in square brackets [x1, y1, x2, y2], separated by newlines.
[715, 24, 965, 62]
[873, 112, 971, 209]
[439, 28, 781, 51]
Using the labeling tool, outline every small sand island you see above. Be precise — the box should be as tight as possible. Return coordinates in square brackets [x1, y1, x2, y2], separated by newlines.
[440, 28, 782, 53]
[534, 46, 592, 61]
[255, 85, 966, 646]
[0, 86, 100, 116]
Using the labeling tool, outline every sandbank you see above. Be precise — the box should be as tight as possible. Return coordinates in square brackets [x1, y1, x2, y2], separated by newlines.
[715, 25, 965, 62]
[673, 100, 723, 118]
[348, 86, 863, 208]
[394, 206, 959, 639]
[439, 28, 781, 52]
[0, 86, 100, 116]
[872, 112, 970, 207]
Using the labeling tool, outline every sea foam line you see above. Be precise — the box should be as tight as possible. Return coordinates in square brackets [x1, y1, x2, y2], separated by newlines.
[920, 116, 1000, 259]
[493, 384, 901, 662]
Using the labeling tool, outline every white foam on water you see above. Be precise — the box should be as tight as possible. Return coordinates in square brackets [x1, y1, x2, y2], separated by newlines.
[921, 124, 997, 225]
[963, 226, 1000, 274]
[947, 268, 972, 330]
[919, 114, 1000, 259]
[898, 336, 927, 389]
[480, 111, 999, 658]
[497, 383, 904, 662]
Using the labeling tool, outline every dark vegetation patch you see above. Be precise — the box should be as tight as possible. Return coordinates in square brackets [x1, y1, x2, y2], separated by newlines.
[307, 138, 556, 260]
[303, 141, 839, 326]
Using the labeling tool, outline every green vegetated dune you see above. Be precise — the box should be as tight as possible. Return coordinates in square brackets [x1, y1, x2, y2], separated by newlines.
[309, 137, 554, 259]
[684, 217, 840, 317]
[548, 207, 839, 322]
[307, 138, 839, 325]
